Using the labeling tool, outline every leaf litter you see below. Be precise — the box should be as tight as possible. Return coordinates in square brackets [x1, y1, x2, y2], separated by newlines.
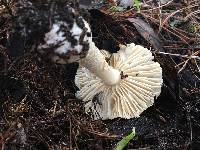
[0, 0, 200, 149]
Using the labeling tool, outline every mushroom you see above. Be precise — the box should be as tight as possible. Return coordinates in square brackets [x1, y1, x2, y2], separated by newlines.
[75, 42, 163, 120]
[37, 4, 163, 120]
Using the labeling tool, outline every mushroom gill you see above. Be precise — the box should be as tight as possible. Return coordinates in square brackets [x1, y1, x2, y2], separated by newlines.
[75, 43, 163, 120]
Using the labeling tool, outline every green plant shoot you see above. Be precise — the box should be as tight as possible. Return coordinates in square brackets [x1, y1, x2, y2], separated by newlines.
[133, 0, 141, 13]
[114, 127, 136, 150]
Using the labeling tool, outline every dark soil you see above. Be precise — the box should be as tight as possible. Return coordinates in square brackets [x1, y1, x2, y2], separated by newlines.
[0, 0, 200, 150]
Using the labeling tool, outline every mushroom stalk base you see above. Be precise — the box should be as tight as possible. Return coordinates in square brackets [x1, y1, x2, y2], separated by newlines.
[80, 42, 121, 86]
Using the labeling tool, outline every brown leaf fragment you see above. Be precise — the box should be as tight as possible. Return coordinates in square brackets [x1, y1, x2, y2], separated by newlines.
[127, 17, 164, 52]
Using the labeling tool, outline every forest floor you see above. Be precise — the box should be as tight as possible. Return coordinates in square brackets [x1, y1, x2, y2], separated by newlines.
[0, 0, 200, 149]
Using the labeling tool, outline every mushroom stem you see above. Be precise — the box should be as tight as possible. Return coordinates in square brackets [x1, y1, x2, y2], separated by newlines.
[80, 41, 121, 86]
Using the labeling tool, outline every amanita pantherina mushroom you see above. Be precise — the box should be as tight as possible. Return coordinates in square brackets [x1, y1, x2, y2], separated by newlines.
[38, 3, 163, 120]
[75, 42, 163, 120]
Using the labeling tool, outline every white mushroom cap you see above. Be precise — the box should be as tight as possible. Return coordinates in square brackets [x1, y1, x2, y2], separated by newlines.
[75, 43, 163, 120]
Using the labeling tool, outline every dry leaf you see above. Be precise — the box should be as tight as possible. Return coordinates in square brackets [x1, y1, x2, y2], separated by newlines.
[127, 17, 164, 52]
